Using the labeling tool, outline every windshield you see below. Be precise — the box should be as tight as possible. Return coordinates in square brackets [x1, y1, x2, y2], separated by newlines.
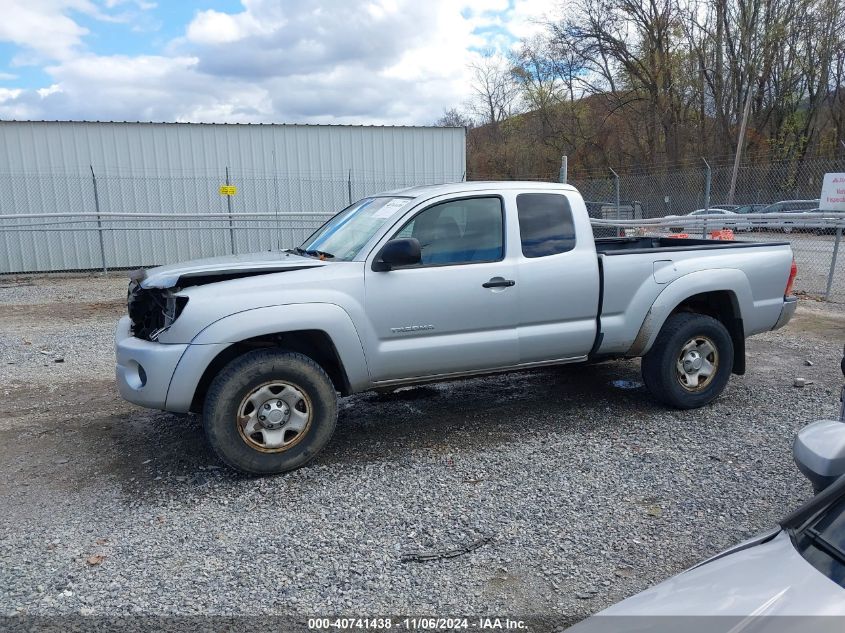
[792, 486, 845, 588]
[298, 197, 411, 261]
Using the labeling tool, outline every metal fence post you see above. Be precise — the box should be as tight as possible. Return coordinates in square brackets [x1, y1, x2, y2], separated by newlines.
[347, 169, 352, 205]
[728, 87, 752, 205]
[559, 155, 568, 184]
[225, 166, 235, 254]
[89, 165, 107, 273]
[609, 167, 620, 236]
[826, 227, 842, 300]
[271, 150, 281, 250]
[702, 158, 711, 239]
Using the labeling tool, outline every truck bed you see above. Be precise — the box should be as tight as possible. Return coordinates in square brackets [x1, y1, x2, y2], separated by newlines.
[594, 236, 789, 254]
[593, 236, 794, 357]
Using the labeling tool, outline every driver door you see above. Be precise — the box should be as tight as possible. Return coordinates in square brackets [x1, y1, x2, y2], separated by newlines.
[363, 195, 519, 383]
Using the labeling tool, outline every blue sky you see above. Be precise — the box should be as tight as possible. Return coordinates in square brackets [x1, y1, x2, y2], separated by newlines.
[0, 1, 243, 89]
[0, 1, 548, 124]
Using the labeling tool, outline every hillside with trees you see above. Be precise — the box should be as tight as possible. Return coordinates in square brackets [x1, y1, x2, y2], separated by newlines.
[438, 0, 845, 179]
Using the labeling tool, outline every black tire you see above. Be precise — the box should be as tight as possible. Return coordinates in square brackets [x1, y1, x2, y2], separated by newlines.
[203, 349, 338, 475]
[641, 313, 734, 409]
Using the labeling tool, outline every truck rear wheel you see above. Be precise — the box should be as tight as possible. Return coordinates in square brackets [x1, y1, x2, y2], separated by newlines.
[641, 313, 734, 409]
[203, 349, 338, 474]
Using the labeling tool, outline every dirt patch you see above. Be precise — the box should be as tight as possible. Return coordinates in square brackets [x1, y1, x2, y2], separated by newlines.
[786, 306, 845, 340]
[0, 376, 218, 499]
[0, 299, 125, 324]
[0, 379, 118, 421]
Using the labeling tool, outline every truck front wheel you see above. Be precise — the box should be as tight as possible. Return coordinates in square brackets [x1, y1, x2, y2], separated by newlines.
[203, 349, 338, 474]
[641, 313, 734, 409]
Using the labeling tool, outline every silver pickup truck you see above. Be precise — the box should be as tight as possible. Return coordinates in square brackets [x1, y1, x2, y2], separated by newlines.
[115, 182, 798, 474]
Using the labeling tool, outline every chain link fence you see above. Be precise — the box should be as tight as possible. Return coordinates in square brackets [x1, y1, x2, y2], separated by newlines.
[0, 168, 447, 274]
[2, 157, 843, 301]
[562, 155, 844, 300]
[569, 155, 843, 217]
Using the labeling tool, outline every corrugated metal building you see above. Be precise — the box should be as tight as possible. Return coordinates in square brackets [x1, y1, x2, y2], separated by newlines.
[0, 121, 466, 273]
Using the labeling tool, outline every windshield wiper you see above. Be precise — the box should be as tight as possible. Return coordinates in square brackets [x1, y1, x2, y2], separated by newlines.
[287, 247, 334, 259]
[805, 527, 845, 565]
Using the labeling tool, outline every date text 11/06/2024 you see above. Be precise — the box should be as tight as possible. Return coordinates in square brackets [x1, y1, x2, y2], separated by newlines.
[307, 617, 528, 630]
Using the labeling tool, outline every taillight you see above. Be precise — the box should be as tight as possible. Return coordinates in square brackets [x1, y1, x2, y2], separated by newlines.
[785, 259, 798, 296]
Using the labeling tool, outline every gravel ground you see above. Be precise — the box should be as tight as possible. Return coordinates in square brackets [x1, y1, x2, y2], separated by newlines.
[0, 274, 844, 629]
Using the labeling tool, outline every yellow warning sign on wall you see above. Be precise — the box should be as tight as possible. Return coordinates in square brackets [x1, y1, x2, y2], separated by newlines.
[219, 185, 237, 196]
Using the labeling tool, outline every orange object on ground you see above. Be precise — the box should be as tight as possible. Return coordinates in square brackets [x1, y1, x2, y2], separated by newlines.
[710, 229, 735, 240]
[667, 233, 689, 239]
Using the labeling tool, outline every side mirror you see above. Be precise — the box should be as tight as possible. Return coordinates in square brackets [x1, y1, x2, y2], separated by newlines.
[793, 420, 845, 493]
[373, 238, 421, 271]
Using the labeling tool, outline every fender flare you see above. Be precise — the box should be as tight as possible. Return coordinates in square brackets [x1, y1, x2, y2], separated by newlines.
[164, 303, 370, 412]
[627, 268, 752, 358]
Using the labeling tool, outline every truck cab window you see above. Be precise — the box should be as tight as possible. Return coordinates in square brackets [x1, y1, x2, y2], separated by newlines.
[395, 197, 503, 266]
[516, 193, 576, 257]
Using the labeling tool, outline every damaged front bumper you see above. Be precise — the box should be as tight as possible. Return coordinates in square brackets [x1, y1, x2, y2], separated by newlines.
[115, 316, 188, 410]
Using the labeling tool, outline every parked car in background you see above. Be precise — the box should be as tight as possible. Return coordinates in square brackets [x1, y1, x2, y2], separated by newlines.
[666, 208, 751, 233]
[115, 182, 798, 474]
[585, 200, 619, 238]
[760, 200, 821, 233]
[761, 200, 821, 214]
[731, 203, 767, 215]
[570, 348, 845, 630]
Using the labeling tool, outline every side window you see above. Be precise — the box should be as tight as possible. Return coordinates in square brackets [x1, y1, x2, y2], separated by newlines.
[394, 197, 503, 266]
[516, 193, 576, 258]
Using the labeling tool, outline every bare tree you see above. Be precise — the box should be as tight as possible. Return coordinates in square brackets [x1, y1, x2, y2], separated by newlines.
[547, 0, 695, 163]
[464, 0, 845, 177]
[433, 108, 474, 128]
[467, 50, 522, 128]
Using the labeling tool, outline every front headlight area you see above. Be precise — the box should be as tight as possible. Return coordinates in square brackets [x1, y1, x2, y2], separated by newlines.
[163, 293, 189, 329]
[127, 282, 189, 341]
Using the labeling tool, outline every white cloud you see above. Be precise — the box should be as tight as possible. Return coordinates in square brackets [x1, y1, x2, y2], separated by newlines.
[0, 0, 555, 124]
[0, 87, 36, 120]
[0, 0, 159, 64]
[186, 9, 261, 44]
[507, 0, 553, 41]
[0, 1, 95, 63]
[0, 88, 24, 101]
[36, 84, 62, 97]
[104, 0, 157, 8]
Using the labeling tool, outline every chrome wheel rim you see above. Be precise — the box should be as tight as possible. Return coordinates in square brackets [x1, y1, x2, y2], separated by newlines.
[676, 336, 718, 392]
[237, 381, 312, 452]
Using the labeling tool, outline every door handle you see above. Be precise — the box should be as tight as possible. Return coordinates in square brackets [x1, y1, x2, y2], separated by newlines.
[482, 277, 516, 288]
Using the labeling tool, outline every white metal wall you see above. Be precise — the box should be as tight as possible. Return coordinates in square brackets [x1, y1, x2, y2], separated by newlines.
[0, 121, 466, 273]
